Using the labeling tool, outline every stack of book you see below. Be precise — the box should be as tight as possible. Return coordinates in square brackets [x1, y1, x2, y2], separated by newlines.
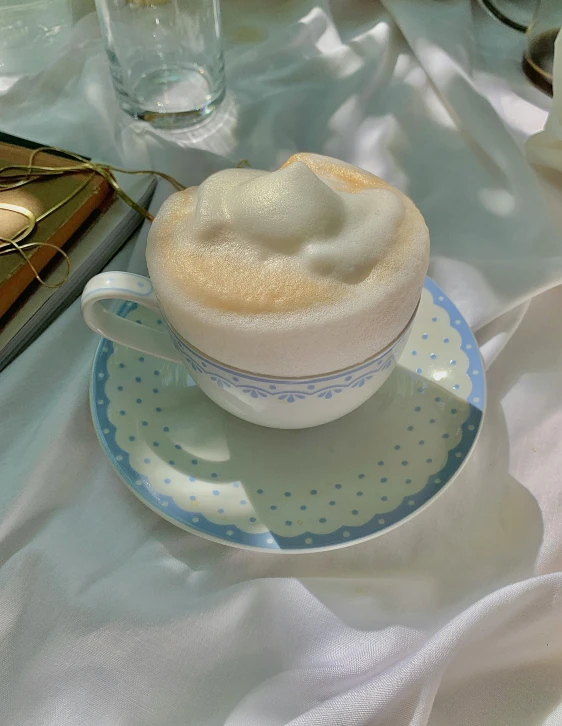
[0, 133, 155, 372]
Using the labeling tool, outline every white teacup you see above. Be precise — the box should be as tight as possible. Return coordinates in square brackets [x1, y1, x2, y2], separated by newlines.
[81, 271, 416, 429]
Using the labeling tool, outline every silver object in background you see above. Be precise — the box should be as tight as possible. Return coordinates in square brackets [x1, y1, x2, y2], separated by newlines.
[523, 0, 560, 95]
[0, 0, 72, 77]
[94, 0, 226, 128]
[479, 0, 538, 33]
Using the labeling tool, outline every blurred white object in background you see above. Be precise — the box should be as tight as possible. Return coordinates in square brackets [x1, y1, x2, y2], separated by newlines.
[0, 0, 72, 77]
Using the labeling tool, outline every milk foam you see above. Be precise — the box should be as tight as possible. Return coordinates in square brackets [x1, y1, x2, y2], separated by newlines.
[147, 153, 430, 376]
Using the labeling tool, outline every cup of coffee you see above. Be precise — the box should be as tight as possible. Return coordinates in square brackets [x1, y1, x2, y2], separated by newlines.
[81, 154, 429, 428]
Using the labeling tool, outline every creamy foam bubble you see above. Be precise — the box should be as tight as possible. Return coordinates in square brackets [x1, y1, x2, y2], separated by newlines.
[147, 153, 429, 376]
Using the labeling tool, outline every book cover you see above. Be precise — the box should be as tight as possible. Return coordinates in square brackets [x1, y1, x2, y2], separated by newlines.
[0, 141, 114, 317]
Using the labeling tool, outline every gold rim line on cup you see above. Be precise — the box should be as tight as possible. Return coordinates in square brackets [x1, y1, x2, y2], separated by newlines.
[165, 298, 421, 382]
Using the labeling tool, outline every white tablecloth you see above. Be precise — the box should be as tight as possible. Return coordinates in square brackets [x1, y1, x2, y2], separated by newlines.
[1, 1, 562, 724]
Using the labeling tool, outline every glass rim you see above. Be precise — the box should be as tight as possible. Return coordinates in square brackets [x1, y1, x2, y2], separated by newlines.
[479, 0, 530, 32]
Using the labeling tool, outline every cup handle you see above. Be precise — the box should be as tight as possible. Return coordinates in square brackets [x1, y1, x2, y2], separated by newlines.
[81, 271, 183, 363]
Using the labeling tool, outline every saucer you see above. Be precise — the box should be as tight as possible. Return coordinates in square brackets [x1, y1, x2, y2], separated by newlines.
[90, 278, 484, 553]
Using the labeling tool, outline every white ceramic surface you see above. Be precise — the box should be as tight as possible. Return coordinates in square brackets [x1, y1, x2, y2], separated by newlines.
[89, 278, 485, 553]
[82, 270, 415, 428]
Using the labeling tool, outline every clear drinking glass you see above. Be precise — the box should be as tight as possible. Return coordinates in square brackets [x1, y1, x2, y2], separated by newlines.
[94, 0, 226, 128]
[523, 0, 561, 95]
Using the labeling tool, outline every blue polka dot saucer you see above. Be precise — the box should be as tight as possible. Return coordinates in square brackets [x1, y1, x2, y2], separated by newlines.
[90, 278, 485, 553]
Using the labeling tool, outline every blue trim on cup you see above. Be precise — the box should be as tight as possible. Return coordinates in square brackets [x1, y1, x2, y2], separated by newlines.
[170, 329, 401, 401]
[168, 323, 406, 386]
[90, 277, 485, 551]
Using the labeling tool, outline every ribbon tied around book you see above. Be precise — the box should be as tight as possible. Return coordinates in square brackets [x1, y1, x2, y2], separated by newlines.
[0, 146, 187, 290]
